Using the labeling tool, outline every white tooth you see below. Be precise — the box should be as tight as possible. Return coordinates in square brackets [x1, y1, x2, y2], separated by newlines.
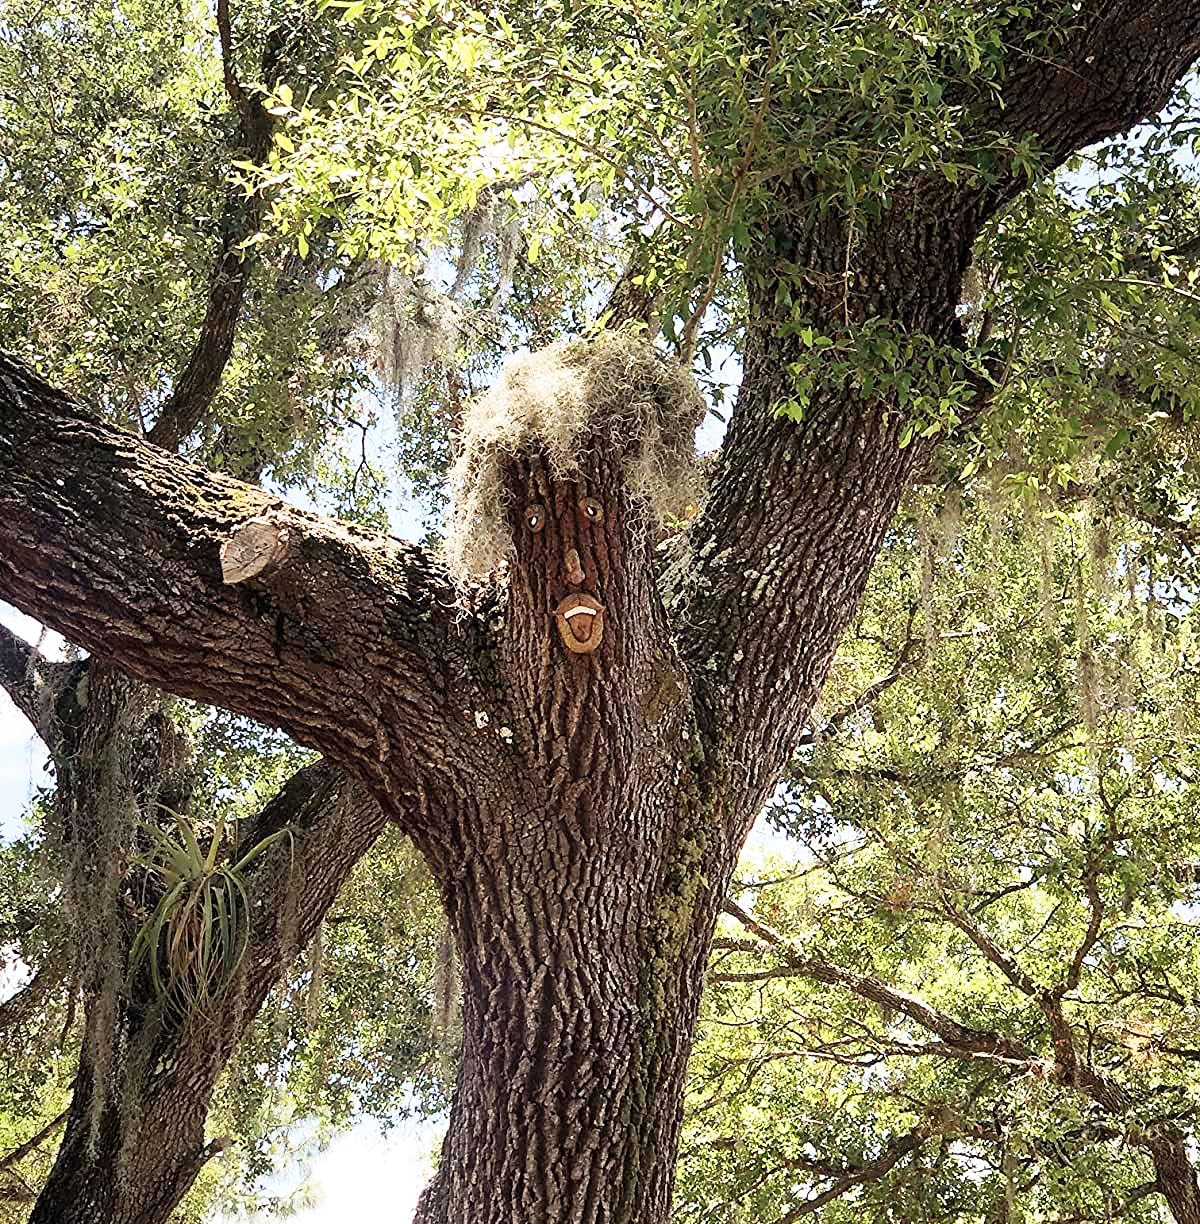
[564, 606, 596, 620]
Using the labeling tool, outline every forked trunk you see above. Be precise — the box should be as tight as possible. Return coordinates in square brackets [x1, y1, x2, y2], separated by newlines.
[406, 329, 912, 1224]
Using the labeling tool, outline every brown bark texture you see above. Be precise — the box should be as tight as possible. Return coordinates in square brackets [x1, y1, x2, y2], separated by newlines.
[1, 5, 1198, 1221]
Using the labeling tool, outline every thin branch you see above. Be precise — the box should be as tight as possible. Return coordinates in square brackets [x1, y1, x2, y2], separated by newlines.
[796, 662, 914, 747]
[449, 106, 690, 229]
[937, 901, 1046, 1001]
[719, 899, 1034, 1066]
[0, 1109, 68, 1174]
[775, 1124, 933, 1222]
[0, 957, 67, 1036]
[1063, 872, 1105, 995]
[679, 43, 775, 363]
[215, 0, 245, 112]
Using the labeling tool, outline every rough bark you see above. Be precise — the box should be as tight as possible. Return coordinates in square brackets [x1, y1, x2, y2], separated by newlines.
[1150, 1137, 1200, 1224]
[0, 620, 68, 738]
[0, 353, 472, 791]
[1, 4, 1198, 1221]
[985, 0, 1200, 172]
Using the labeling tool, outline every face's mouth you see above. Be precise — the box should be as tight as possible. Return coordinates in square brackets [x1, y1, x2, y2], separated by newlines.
[554, 593, 605, 654]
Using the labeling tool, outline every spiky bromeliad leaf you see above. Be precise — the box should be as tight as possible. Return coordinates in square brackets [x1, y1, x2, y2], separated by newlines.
[129, 812, 293, 1026]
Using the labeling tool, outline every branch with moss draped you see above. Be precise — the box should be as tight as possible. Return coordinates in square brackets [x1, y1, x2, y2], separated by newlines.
[0, 353, 467, 785]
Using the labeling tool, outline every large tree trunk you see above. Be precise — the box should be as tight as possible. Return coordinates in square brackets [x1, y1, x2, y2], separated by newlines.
[408, 323, 905, 1221]
[1150, 1135, 1200, 1224]
[413, 832, 710, 1223]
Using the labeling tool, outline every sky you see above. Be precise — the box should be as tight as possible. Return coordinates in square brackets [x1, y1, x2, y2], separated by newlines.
[0, 604, 52, 839]
[240, 1117, 440, 1222]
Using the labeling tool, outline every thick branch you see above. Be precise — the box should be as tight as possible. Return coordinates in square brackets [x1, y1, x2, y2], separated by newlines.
[146, 1, 278, 452]
[0, 355, 466, 785]
[987, 1, 1200, 175]
[682, 6, 1200, 836]
[720, 900, 1033, 1065]
[225, 761, 388, 1019]
[33, 760, 395, 1224]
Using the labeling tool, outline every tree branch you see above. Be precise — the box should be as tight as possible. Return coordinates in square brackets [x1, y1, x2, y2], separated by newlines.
[144, 240, 256, 452]
[720, 899, 1034, 1066]
[718, 899, 1200, 1218]
[986, 1, 1200, 177]
[795, 611, 922, 747]
[0, 355, 468, 787]
[1064, 872, 1105, 995]
[0, 957, 67, 1037]
[0, 1110, 68, 1176]
[224, 762, 387, 1021]
[215, 0, 245, 113]
[38, 758, 398, 1222]
[146, 0, 279, 452]
[776, 1124, 934, 1222]
[0, 620, 56, 734]
[679, 2, 1200, 841]
[938, 902, 1047, 1003]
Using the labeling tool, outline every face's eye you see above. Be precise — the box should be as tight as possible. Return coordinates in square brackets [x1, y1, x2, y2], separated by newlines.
[525, 504, 547, 533]
[580, 497, 604, 524]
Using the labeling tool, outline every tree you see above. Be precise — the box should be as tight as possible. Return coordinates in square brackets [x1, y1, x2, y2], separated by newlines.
[678, 486, 1200, 1223]
[2, 1, 1199, 1222]
[0, 0, 423, 1217]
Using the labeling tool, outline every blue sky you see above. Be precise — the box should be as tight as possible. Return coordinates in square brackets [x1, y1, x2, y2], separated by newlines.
[0, 604, 52, 839]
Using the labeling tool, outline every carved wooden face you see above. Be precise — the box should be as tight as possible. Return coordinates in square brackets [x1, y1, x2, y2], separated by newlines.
[510, 456, 618, 658]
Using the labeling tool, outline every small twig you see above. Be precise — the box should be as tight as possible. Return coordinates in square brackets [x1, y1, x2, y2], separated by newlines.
[679, 42, 775, 363]
[216, 0, 245, 111]
[348, 419, 384, 502]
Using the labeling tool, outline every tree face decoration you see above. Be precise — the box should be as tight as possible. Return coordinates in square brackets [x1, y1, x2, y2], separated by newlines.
[523, 490, 607, 654]
[442, 336, 708, 666]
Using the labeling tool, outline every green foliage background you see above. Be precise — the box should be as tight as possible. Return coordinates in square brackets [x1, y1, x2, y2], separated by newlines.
[0, 0, 1199, 1218]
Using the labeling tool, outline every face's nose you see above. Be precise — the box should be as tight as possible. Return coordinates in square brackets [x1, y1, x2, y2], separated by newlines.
[563, 547, 585, 587]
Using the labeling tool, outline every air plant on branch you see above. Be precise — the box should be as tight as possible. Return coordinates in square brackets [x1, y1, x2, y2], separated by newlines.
[129, 810, 292, 1025]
